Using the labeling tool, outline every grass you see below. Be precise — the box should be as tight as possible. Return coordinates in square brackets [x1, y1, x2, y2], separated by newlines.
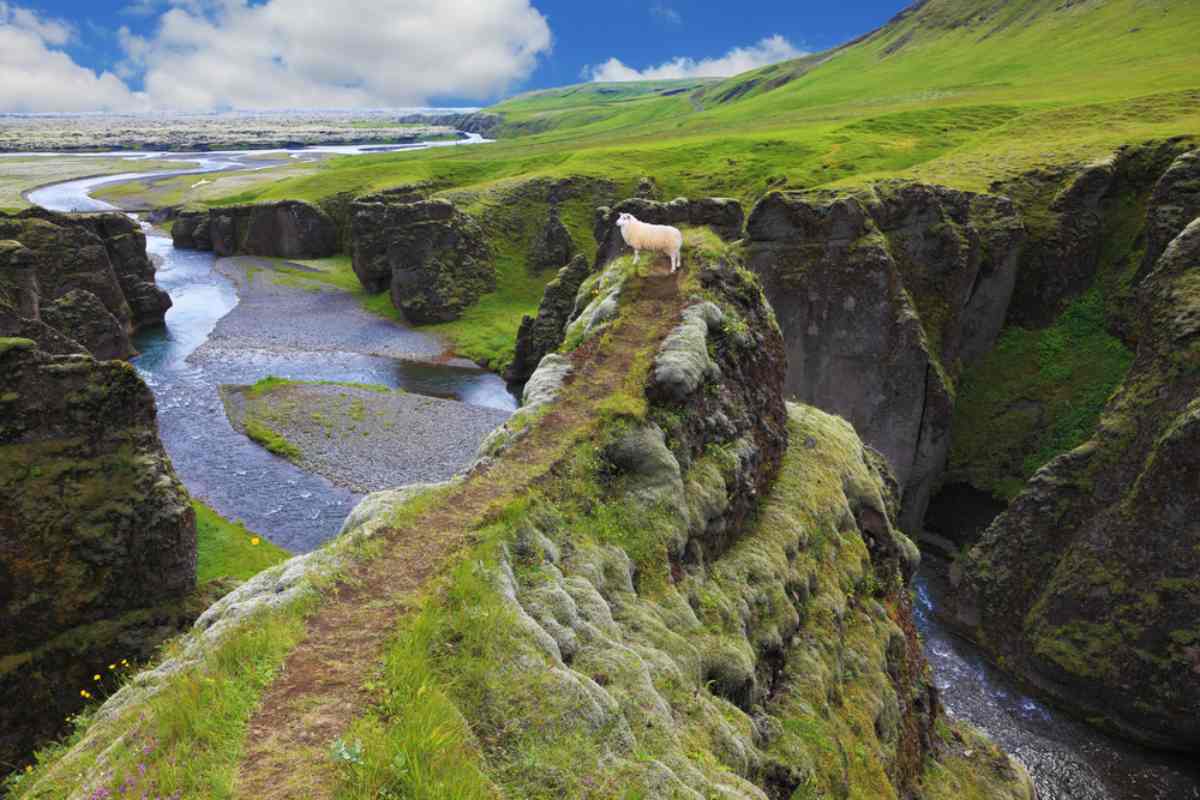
[0, 156, 195, 208]
[188, 0, 1200, 214]
[193, 499, 290, 584]
[948, 288, 1133, 499]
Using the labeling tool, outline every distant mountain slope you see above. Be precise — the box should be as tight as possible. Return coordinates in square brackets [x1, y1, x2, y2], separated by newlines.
[486, 0, 1199, 148]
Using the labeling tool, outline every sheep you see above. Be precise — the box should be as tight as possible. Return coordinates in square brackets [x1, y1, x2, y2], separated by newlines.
[616, 212, 684, 273]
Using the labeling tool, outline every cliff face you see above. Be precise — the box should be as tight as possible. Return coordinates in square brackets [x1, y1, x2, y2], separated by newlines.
[949, 154, 1200, 753]
[0, 338, 197, 775]
[745, 183, 1025, 530]
[172, 201, 339, 260]
[13, 227, 1030, 800]
[0, 210, 172, 360]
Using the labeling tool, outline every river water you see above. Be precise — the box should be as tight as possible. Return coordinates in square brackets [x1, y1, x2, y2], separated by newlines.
[24, 150, 1200, 798]
[30, 140, 515, 553]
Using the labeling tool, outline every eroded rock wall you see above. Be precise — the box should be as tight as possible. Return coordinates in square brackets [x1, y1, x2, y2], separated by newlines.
[744, 183, 1025, 530]
[350, 196, 495, 323]
[0, 210, 173, 360]
[171, 201, 338, 260]
[0, 338, 197, 773]
[949, 174, 1200, 753]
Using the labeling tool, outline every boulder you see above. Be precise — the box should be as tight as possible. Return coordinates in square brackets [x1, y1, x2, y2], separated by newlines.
[528, 205, 575, 272]
[351, 196, 495, 323]
[745, 183, 1025, 530]
[0, 340, 196, 770]
[507, 254, 591, 383]
[949, 211, 1200, 753]
[593, 196, 744, 268]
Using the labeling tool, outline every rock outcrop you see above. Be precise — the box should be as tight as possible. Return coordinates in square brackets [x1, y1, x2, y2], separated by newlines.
[0, 338, 197, 774]
[350, 196, 495, 323]
[745, 183, 1025, 530]
[20, 209, 173, 330]
[171, 201, 338, 260]
[506, 253, 591, 383]
[39, 288, 133, 361]
[0, 210, 173, 360]
[948, 196, 1200, 753]
[593, 196, 744, 267]
[528, 205, 575, 271]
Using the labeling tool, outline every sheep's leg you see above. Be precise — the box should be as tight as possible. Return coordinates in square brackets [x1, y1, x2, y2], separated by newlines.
[633, 249, 640, 264]
[671, 250, 680, 272]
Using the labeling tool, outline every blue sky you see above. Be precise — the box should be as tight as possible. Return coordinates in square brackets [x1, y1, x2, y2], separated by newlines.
[0, 0, 911, 112]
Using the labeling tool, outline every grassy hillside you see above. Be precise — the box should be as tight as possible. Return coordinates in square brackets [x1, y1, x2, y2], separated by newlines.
[183, 0, 1199, 367]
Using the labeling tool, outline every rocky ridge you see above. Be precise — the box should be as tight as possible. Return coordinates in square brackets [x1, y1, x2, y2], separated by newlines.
[13, 227, 1031, 800]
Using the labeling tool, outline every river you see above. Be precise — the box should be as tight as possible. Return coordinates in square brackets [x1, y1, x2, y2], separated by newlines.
[24, 150, 1200, 799]
[30, 139, 516, 553]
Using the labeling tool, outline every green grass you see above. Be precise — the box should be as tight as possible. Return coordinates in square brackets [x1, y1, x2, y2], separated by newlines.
[948, 287, 1134, 499]
[243, 417, 302, 460]
[193, 500, 290, 584]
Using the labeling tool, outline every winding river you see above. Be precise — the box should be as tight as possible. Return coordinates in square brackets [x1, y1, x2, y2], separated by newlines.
[30, 139, 515, 553]
[26, 152, 1200, 799]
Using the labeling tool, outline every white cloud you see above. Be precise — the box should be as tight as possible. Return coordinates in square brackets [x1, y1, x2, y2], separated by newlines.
[0, 3, 147, 111]
[650, 3, 681, 26]
[585, 35, 804, 82]
[128, 0, 553, 110]
[0, 0, 552, 112]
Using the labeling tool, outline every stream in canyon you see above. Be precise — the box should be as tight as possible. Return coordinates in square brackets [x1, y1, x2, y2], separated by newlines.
[27, 150, 1200, 799]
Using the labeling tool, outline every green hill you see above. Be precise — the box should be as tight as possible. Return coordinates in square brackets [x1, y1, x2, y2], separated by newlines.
[172, 0, 1199, 367]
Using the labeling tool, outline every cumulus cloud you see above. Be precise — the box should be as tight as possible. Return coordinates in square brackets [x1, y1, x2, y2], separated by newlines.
[125, 0, 553, 110]
[585, 35, 804, 82]
[0, 0, 552, 111]
[0, 3, 147, 111]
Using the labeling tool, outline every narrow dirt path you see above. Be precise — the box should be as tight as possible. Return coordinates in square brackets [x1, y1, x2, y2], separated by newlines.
[232, 266, 683, 799]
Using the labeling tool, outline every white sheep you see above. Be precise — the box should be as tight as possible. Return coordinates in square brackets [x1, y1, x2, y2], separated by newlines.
[616, 212, 684, 273]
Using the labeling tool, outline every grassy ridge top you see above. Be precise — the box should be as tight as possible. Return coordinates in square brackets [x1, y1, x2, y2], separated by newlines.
[210, 0, 1199, 211]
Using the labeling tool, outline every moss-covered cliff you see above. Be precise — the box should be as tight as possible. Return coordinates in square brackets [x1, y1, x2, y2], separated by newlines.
[9, 230, 1030, 800]
[0, 339, 197, 776]
[948, 149, 1200, 753]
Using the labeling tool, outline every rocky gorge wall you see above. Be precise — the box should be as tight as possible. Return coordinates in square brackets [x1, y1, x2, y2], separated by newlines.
[171, 200, 339, 260]
[947, 147, 1200, 753]
[0, 338, 197, 774]
[0, 212, 199, 776]
[744, 183, 1025, 531]
[1, 209, 172, 360]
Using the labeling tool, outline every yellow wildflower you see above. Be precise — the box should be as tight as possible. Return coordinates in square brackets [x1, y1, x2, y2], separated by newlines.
[121, 659, 129, 666]
[108, 663, 116, 670]
[25, 765, 33, 773]
[93, 674, 101, 681]
[250, 537, 261, 546]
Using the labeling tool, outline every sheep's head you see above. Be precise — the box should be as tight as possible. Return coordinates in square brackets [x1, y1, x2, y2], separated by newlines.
[616, 212, 638, 230]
